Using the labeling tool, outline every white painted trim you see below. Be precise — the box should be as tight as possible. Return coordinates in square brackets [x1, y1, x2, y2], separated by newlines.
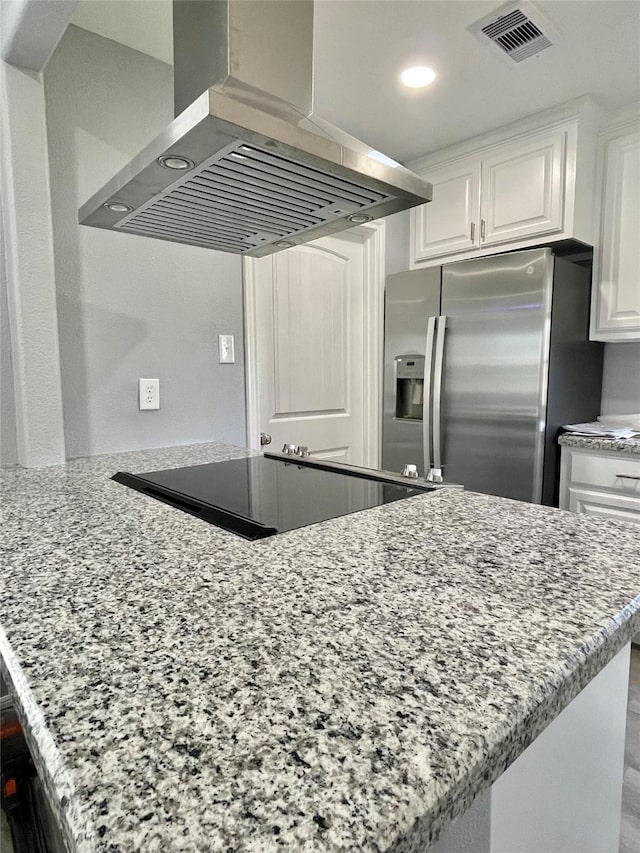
[590, 126, 640, 341]
[360, 219, 385, 468]
[243, 220, 385, 464]
[406, 96, 602, 173]
[598, 102, 640, 141]
[242, 255, 261, 451]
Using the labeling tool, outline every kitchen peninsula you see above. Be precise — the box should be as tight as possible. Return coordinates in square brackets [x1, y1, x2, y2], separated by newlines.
[1, 442, 639, 852]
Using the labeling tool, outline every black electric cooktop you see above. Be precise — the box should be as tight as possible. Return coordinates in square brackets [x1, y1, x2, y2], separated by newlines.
[112, 454, 433, 540]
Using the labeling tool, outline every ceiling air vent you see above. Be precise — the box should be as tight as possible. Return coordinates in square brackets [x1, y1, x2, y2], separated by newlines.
[469, 1, 561, 64]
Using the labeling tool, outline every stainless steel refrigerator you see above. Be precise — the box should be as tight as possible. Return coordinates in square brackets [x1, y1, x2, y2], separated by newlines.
[382, 247, 603, 505]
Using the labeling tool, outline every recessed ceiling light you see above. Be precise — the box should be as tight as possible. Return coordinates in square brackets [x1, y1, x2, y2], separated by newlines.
[104, 202, 132, 213]
[157, 155, 194, 170]
[400, 66, 437, 88]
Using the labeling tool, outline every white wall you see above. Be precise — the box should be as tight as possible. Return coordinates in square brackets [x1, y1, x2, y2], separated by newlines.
[43, 26, 246, 458]
[1, 60, 66, 467]
[601, 343, 640, 415]
[1, 203, 18, 467]
[384, 210, 410, 276]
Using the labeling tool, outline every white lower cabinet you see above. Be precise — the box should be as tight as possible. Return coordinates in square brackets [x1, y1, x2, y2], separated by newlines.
[559, 445, 640, 523]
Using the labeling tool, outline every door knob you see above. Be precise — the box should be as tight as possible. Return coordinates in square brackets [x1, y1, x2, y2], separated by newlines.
[260, 432, 272, 446]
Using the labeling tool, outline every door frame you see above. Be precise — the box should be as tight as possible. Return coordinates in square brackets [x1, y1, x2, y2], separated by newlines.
[243, 220, 386, 468]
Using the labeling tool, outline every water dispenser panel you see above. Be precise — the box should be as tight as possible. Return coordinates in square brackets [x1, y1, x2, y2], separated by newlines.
[395, 355, 425, 421]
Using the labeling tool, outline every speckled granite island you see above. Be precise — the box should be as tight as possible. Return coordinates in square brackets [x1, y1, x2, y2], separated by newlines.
[1, 442, 639, 853]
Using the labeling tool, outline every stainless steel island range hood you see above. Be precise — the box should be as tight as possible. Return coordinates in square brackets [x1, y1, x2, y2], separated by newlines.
[78, 0, 432, 257]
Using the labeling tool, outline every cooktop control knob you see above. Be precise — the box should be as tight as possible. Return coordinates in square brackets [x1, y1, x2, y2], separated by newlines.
[296, 446, 310, 457]
[401, 464, 419, 479]
[282, 443, 297, 455]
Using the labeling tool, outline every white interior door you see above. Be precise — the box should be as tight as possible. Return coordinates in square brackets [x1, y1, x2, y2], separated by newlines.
[244, 223, 384, 467]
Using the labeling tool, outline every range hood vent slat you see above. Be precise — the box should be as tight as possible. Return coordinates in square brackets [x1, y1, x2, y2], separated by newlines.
[149, 202, 281, 237]
[172, 183, 320, 221]
[130, 210, 257, 241]
[162, 188, 319, 223]
[160, 189, 319, 230]
[112, 138, 398, 253]
[188, 172, 320, 214]
[198, 165, 333, 208]
[136, 202, 286, 239]
[225, 144, 386, 204]
[210, 157, 375, 207]
[183, 173, 327, 222]
[126, 213, 251, 242]
[125, 219, 253, 249]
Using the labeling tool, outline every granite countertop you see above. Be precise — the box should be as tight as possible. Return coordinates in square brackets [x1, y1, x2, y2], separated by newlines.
[1, 442, 639, 853]
[558, 433, 640, 454]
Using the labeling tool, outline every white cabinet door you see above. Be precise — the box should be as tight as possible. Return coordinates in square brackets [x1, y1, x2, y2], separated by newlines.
[481, 130, 565, 246]
[411, 158, 480, 262]
[567, 487, 640, 524]
[591, 130, 640, 341]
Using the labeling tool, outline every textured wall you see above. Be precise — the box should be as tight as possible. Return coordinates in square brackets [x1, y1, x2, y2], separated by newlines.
[601, 342, 640, 415]
[1, 62, 66, 467]
[384, 209, 410, 276]
[1, 203, 18, 467]
[44, 26, 246, 457]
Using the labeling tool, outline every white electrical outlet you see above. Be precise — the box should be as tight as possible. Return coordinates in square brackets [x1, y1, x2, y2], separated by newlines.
[139, 378, 160, 410]
[218, 334, 235, 364]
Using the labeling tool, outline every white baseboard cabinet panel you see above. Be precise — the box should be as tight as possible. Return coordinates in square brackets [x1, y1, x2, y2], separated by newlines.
[429, 644, 630, 853]
[491, 643, 629, 853]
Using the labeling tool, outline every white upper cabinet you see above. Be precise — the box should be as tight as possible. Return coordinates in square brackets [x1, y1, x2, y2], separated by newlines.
[409, 98, 599, 269]
[590, 127, 640, 341]
[481, 130, 565, 245]
[411, 158, 480, 261]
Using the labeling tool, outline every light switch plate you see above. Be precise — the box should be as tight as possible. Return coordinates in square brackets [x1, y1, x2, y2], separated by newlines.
[218, 334, 235, 364]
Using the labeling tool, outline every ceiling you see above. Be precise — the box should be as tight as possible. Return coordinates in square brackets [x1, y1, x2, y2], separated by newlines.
[71, 0, 640, 163]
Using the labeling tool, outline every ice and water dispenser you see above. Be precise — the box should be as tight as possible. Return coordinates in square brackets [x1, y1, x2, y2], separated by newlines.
[394, 355, 425, 421]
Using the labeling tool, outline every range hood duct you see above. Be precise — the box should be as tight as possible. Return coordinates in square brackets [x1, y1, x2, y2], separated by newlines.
[78, 0, 432, 257]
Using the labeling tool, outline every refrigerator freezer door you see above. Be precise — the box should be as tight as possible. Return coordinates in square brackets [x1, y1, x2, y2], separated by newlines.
[382, 269, 441, 477]
[440, 248, 553, 502]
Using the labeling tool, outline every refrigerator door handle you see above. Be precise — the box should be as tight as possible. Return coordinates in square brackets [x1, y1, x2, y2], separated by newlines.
[431, 315, 447, 475]
[423, 316, 437, 475]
